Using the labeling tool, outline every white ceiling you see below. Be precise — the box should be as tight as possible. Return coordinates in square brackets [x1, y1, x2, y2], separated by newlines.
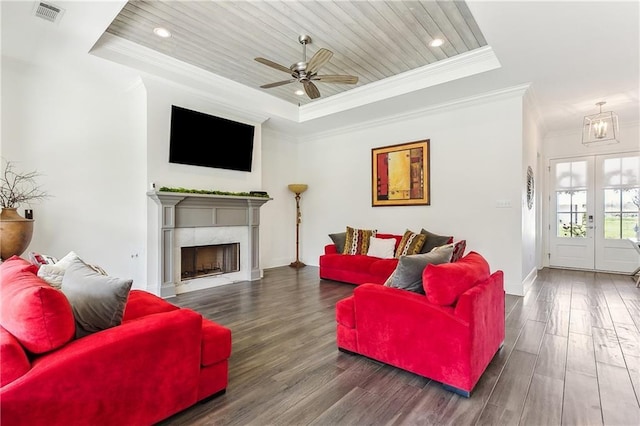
[2, 1, 639, 138]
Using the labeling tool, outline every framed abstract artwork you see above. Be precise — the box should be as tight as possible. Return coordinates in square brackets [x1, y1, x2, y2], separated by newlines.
[372, 139, 430, 207]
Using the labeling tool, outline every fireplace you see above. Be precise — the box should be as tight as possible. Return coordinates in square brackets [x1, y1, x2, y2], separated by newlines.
[181, 243, 240, 280]
[148, 191, 271, 297]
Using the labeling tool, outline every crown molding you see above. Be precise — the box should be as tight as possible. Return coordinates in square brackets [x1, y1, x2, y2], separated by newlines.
[302, 83, 531, 142]
[298, 46, 502, 122]
[90, 34, 503, 125]
[90, 33, 298, 122]
[139, 75, 271, 125]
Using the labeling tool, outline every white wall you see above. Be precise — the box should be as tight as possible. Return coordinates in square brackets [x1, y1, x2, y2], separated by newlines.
[296, 92, 527, 295]
[1, 56, 149, 288]
[521, 93, 542, 285]
[261, 128, 299, 268]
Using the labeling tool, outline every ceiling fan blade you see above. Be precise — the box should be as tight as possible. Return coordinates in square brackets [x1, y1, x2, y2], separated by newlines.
[312, 75, 358, 84]
[255, 57, 292, 74]
[303, 81, 321, 99]
[306, 48, 333, 74]
[260, 79, 297, 89]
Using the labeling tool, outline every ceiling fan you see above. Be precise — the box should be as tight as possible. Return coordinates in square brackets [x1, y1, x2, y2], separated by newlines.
[255, 35, 358, 100]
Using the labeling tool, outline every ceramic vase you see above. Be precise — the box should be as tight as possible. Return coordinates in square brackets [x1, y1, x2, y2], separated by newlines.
[0, 208, 34, 260]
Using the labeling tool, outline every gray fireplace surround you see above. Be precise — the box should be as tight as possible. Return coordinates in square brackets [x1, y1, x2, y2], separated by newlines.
[147, 190, 272, 297]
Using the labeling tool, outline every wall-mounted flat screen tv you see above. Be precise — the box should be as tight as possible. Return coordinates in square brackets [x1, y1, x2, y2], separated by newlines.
[169, 105, 255, 172]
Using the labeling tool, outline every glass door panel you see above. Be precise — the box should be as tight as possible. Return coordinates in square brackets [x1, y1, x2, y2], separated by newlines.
[595, 153, 640, 271]
[549, 158, 594, 269]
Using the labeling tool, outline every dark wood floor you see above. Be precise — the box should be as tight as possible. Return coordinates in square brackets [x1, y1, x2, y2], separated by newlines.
[159, 266, 640, 426]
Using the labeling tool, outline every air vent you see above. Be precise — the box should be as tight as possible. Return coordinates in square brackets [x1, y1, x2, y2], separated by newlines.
[33, 1, 64, 23]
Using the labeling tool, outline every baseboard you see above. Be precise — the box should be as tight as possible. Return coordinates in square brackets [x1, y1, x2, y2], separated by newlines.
[522, 267, 538, 292]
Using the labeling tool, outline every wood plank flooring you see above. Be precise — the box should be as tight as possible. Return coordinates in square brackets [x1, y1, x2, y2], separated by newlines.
[159, 266, 640, 426]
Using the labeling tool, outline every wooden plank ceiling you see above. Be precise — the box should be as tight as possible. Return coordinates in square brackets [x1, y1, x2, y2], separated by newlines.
[105, 1, 487, 105]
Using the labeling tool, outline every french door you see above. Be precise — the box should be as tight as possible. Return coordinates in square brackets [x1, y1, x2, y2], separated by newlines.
[549, 153, 639, 272]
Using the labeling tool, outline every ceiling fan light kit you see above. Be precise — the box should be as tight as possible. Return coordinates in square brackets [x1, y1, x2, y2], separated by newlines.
[255, 34, 358, 100]
[582, 101, 620, 146]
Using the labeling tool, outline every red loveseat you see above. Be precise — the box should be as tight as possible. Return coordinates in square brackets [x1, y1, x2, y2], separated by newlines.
[335, 252, 505, 397]
[0, 256, 231, 426]
[319, 233, 403, 285]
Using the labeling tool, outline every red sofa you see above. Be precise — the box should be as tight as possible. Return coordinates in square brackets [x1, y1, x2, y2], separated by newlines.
[0, 256, 231, 426]
[319, 233, 403, 285]
[335, 252, 505, 397]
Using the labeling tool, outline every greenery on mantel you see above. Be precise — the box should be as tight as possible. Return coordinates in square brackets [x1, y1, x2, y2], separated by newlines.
[158, 186, 270, 198]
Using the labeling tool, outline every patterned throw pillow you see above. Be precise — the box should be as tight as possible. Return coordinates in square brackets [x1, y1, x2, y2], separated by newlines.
[37, 251, 107, 289]
[343, 226, 377, 255]
[395, 229, 426, 258]
[431, 240, 466, 262]
[451, 240, 467, 262]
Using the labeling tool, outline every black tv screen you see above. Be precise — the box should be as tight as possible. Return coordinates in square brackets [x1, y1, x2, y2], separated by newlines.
[169, 105, 255, 172]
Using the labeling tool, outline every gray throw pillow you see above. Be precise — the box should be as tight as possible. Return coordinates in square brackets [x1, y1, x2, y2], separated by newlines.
[329, 232, 347, 253]
[420, 228, 453, 254]
[387, 245, 454, 294]
[61, 258, 133, 338]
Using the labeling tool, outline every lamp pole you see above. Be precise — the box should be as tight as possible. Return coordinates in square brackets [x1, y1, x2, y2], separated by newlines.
[287, 184, 308, 268]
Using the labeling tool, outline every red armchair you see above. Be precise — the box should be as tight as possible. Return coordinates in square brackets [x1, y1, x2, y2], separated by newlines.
[335, 252, 505, 397]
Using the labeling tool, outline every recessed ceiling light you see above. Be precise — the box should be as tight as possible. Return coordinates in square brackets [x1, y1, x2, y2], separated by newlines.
[295, 89, 305, 96]
[153, 27, 172, 38]
[429, 38, 444, 47]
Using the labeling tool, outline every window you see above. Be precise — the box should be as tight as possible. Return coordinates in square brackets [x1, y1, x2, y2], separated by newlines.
[602, 157, 639, 239]
[555, 161, 588, 238]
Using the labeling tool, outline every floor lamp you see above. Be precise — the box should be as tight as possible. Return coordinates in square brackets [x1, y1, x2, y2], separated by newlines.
[288, 184, 308, 268]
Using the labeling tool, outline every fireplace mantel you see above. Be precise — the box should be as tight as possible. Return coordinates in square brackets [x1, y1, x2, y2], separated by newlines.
[147, 191, 272, 297]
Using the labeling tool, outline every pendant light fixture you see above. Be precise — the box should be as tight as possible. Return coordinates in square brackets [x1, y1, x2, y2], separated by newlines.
[582, 101, 619, 146]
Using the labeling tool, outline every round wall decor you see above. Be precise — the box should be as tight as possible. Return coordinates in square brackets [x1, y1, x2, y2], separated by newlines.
[526, 166, 534, 210]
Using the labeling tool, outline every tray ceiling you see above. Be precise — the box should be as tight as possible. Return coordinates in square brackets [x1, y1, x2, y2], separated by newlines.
[103, 0, 487, 106]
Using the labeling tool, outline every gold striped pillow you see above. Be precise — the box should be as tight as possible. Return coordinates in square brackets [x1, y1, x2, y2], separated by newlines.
[343, 226, 377, 255]
[395, 229, 426, 258]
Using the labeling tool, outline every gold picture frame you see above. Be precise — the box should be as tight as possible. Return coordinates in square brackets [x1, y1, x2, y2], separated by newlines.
[372, 139, 430, 207]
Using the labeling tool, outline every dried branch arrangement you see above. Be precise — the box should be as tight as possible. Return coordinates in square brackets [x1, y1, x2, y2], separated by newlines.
[0, 160, 50, 209]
